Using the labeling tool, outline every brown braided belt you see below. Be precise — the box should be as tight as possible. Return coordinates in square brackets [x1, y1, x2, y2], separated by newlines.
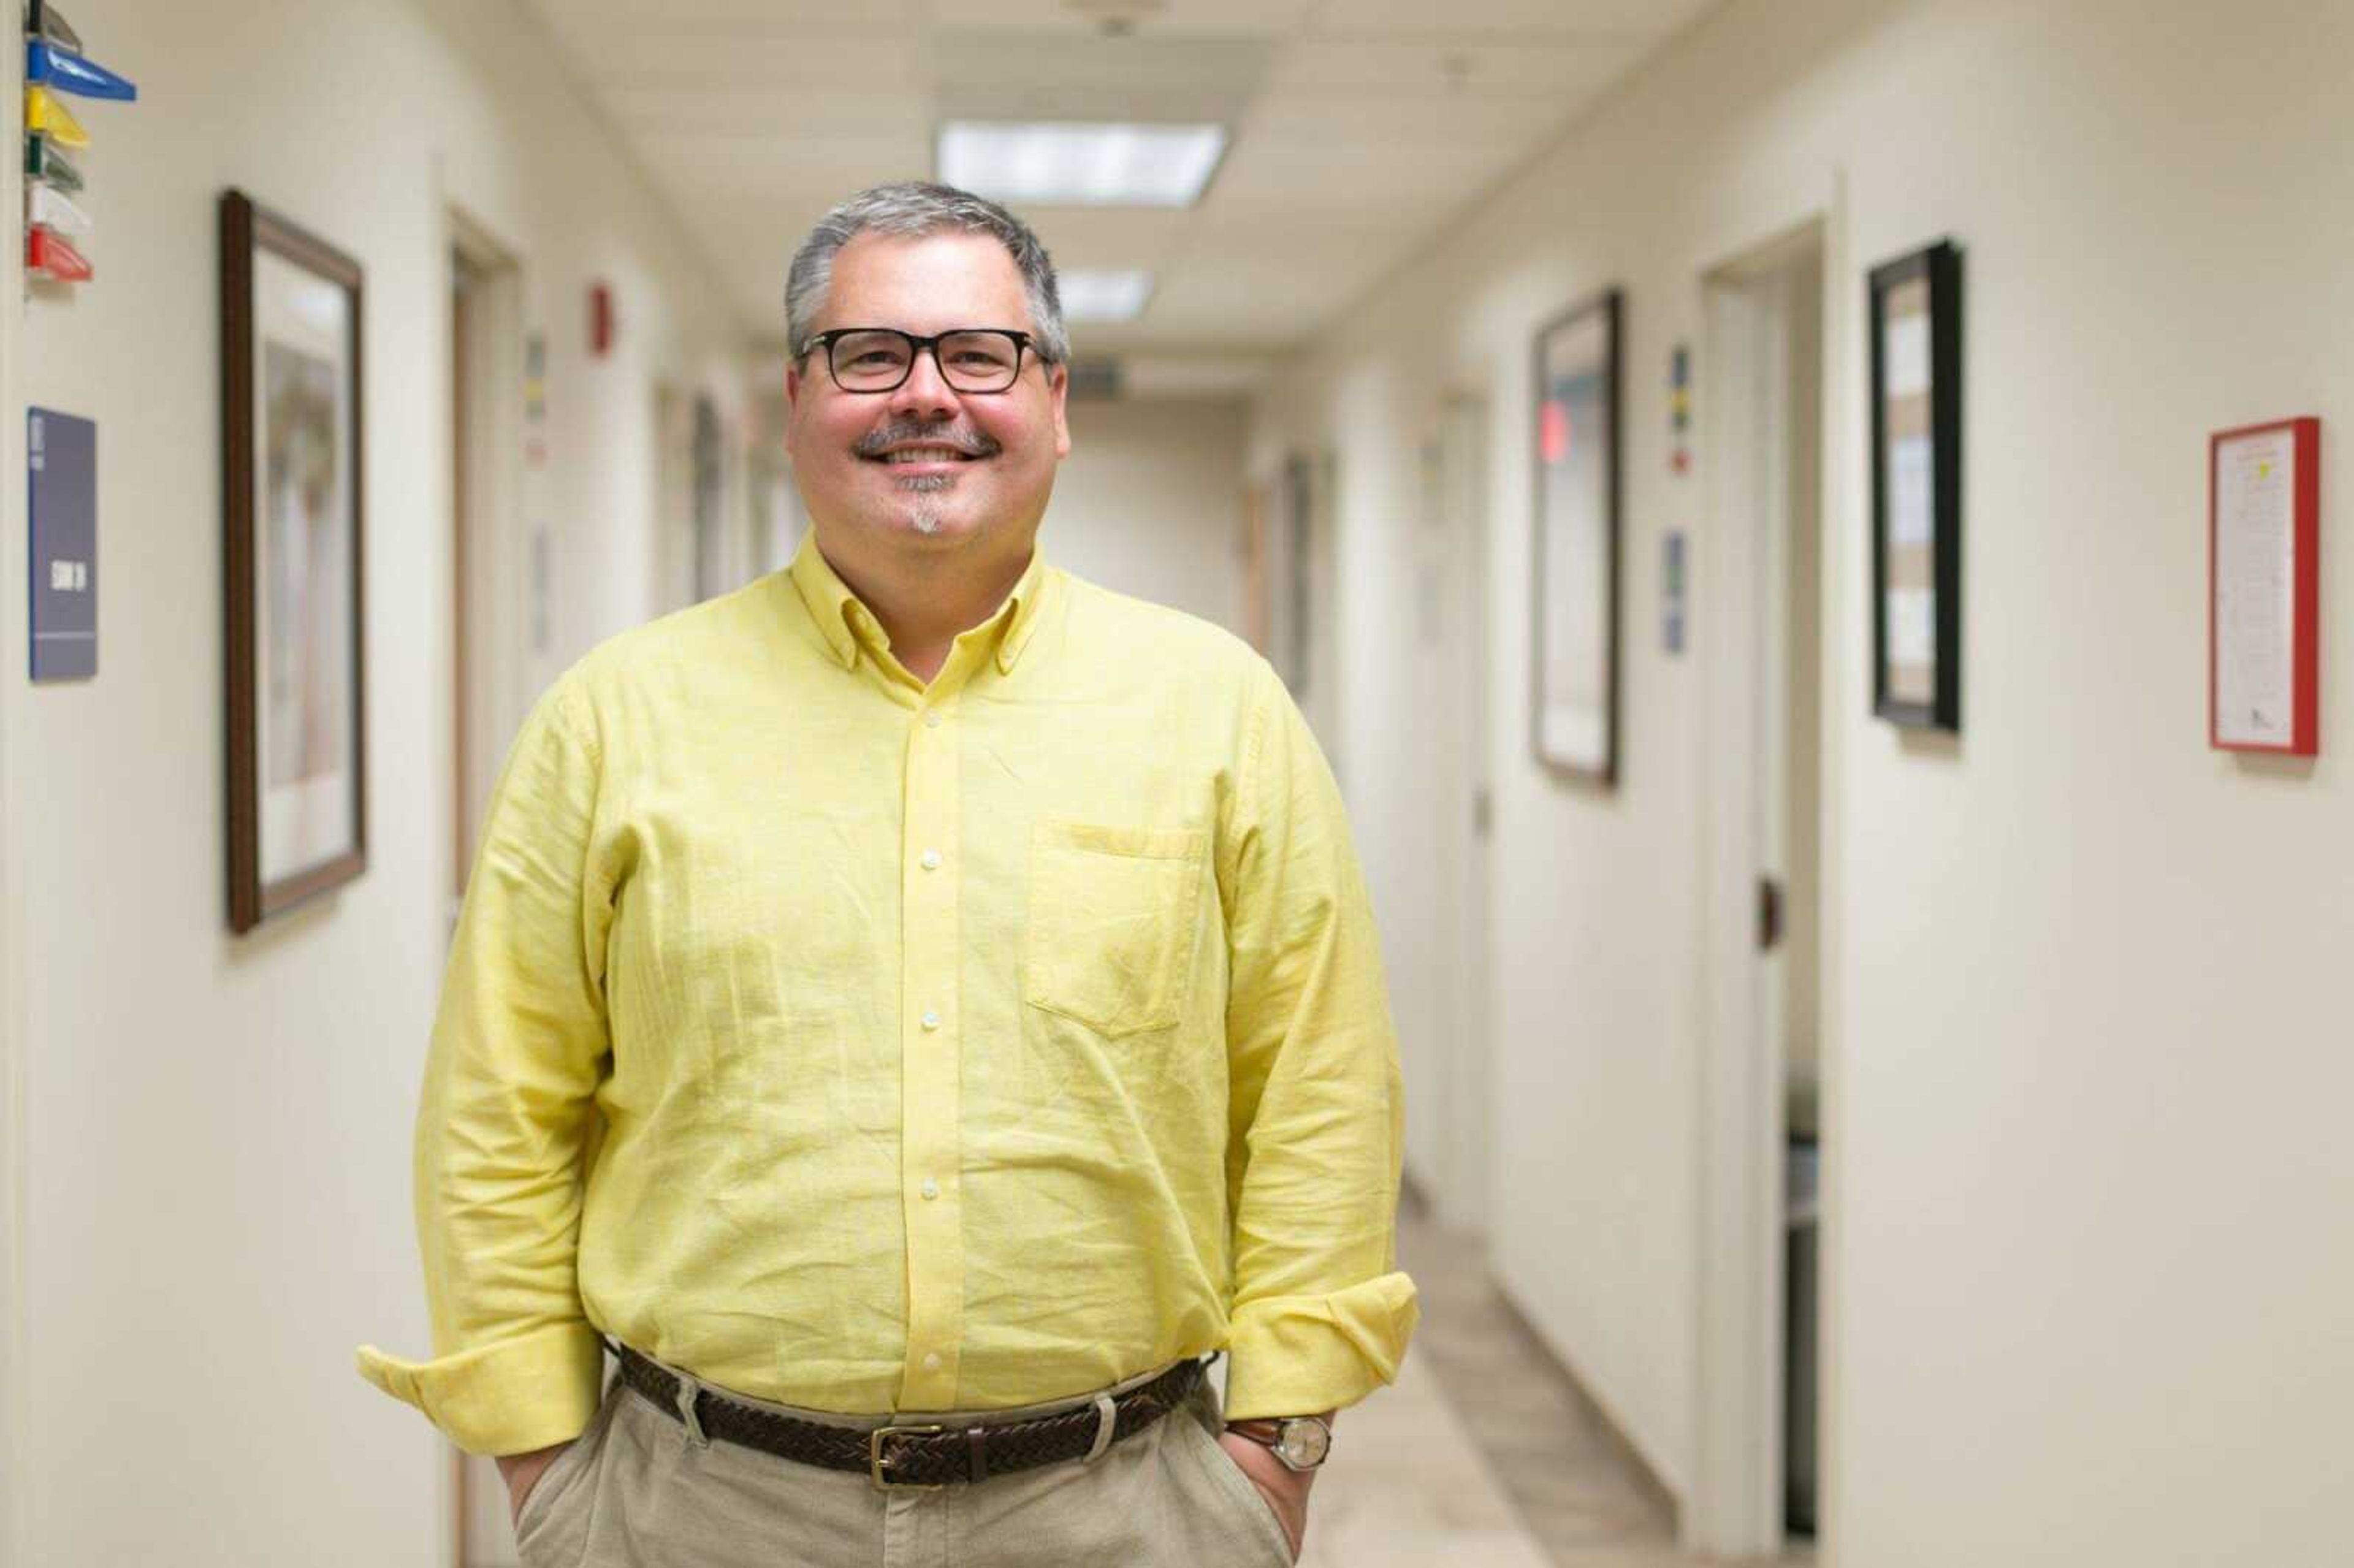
[614, 1342, 1208, 1491]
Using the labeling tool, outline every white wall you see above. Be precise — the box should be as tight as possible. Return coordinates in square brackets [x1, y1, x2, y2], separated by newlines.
[1255, 0, 2354, 1561]
[0, 1, 753, 1563]
[1043, 395, 1249, 632]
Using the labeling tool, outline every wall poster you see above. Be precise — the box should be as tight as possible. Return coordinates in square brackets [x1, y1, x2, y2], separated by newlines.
[221, 189, 368, 933]
[1531, 288, 1623, 783]
[1868, 238, 1963, 731]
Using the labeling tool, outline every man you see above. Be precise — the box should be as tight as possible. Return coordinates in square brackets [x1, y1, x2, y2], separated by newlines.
[360, 183, 1415, 1567]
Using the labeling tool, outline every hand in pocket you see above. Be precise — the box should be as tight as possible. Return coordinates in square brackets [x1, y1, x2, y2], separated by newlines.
[500, 1440, 574, 1531]
[1216, 1430, 1312, 1562]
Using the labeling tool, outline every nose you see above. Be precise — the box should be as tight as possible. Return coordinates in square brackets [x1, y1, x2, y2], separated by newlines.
[887, 342, 962, 421]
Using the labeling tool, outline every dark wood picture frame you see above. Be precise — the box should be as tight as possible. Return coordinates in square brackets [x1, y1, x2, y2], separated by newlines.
[1868, 238, 1963, 731]
[221, 189, 368, 933]
[1529, 287, 1623, 785]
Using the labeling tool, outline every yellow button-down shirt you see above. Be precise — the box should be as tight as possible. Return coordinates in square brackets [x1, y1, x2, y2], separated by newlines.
[359, 536, 1417, 1456]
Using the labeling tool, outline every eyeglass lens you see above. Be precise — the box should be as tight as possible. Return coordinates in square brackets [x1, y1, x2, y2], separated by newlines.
[828, 330, 1024, 393]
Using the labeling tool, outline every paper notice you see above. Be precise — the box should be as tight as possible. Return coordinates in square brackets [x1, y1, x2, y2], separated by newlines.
[1887, 586, 1935, 668]
[1889, 435, 1934, 546]
[1883, 312, 1930, 399]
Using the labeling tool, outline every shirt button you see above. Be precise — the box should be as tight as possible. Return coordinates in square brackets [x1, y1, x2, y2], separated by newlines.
[922, 1352, 943, 1372]
[921, 1010, 941, 1030]
[923, 713, 942, 729]
[920, 1178, 940, 1200]
[920, 849, 942, 870]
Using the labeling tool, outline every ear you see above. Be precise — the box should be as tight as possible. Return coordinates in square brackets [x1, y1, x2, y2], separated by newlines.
[1047, 361, 1070, 459]
[785, 359, 804, 411]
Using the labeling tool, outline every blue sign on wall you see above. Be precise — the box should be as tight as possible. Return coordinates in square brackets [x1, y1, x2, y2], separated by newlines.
[29, 407, 97, 682]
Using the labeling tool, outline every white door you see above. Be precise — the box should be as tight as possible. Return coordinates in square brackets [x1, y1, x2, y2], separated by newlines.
[1436, 397, 1493, 1232]
[1695, 224, 1826, 1556]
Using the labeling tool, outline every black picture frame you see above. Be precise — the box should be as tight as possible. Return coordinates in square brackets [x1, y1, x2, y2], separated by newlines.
[1867, 239, 1963, 731]
[1530, 287, 1623, 784]
[221, 189, 369, 933]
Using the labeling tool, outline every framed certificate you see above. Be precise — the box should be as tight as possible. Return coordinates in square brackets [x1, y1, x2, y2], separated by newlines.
[1530, 288, 1623, 783]
[2209, 417, 2320, 756]
[1868, 240, 1962, 731]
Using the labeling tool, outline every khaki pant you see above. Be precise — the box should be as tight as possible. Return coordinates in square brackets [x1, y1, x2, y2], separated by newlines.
[513, 1353, 1297, 1568]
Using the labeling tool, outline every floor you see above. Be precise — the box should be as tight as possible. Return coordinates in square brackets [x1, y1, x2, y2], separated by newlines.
[1297, 1208, 1811, 1568]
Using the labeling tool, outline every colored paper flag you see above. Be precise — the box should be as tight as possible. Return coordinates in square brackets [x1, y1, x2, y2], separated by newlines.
[26, 132, 85, 193]
[25, 86, 91, 147]
[27, 0, 84, 54]
[26, 40, 137, 101]
[29, 185, 91, 236]
[28, 226, 94, 283]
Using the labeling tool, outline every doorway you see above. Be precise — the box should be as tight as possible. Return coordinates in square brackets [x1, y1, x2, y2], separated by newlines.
[652, 385, 696, 614]
[1694, 219, 1828, 1558]
[1428, 396, 1493, 1232]
[448, 224, 526, 923]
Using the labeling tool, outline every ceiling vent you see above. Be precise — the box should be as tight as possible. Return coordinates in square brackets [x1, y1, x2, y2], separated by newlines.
[1061, 0, 1167, 37]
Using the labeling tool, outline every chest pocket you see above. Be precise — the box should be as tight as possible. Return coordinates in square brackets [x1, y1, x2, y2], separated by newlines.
[1023, 818, 1208, 1038]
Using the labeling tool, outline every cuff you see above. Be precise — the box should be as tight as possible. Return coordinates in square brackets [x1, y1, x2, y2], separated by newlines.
[356, 1320, 605, 1456]
[1223, 1270, 1420, 1420]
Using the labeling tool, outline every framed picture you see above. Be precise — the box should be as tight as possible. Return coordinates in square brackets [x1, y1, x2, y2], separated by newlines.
[1868, 239, 1963, 731]
[2209, 416, 2320, 756]
[1531, 288, 1622, 783]
[221, 189, 367, 933]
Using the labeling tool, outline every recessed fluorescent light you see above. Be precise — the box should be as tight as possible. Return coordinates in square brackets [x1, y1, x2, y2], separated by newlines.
[937, 121, 1226, 208]
[1057, 269, 1155, 322]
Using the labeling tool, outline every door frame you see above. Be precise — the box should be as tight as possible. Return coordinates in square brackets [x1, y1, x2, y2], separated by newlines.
[445, 200, 531, 1566]
[1692, 207, 1842, 1559]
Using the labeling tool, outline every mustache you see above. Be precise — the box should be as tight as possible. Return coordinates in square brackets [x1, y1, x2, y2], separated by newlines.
[855, 421, 1002, 460]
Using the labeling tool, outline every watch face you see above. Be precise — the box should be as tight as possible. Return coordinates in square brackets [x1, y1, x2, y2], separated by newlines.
[1276, 1420, 1331, 1469]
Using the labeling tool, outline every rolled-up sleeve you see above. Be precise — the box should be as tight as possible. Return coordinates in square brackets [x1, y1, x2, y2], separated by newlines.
[356, 680, 612, 1456]
[1218, 664, 1419, 1421]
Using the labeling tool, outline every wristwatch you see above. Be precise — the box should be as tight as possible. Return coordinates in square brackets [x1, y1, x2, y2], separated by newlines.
[1224, 1415, 1333, 1472]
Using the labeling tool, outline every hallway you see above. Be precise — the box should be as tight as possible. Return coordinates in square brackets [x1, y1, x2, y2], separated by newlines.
[1305, 1207, 1805, 1568]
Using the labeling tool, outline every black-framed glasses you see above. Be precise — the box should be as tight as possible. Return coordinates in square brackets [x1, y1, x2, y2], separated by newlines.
[798, 327, 1042, 394]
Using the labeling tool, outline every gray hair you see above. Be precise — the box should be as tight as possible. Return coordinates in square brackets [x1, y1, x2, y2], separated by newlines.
[785, 182, 1068, 367]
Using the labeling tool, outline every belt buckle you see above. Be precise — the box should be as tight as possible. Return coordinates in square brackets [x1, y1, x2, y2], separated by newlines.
[869, 1423, 947, 1491]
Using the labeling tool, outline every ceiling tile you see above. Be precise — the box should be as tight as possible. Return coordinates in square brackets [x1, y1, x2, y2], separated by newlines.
[559, 37, 928, 89]
[1206, 139, 1518, 206]
[635, 131, 934, 176]
[1236, 92, 1582, 146]
[929, 0, 1320, 37]
[1266, 36, 1644, 94]
[528, 0, 921, 26]
[603, 89, 932, 136]
[929, 30, 1275, 121]
[1311, 0, 1707, 35]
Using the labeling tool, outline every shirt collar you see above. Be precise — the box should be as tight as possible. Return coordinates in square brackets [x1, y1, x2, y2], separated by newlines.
[787, 531, 1053, 677]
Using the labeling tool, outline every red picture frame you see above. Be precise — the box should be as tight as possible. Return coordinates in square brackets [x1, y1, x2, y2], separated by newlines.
[2208, 416, 2320, 756]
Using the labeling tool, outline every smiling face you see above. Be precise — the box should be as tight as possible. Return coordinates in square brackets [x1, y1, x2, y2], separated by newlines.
[786, 230, 1070, 580]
